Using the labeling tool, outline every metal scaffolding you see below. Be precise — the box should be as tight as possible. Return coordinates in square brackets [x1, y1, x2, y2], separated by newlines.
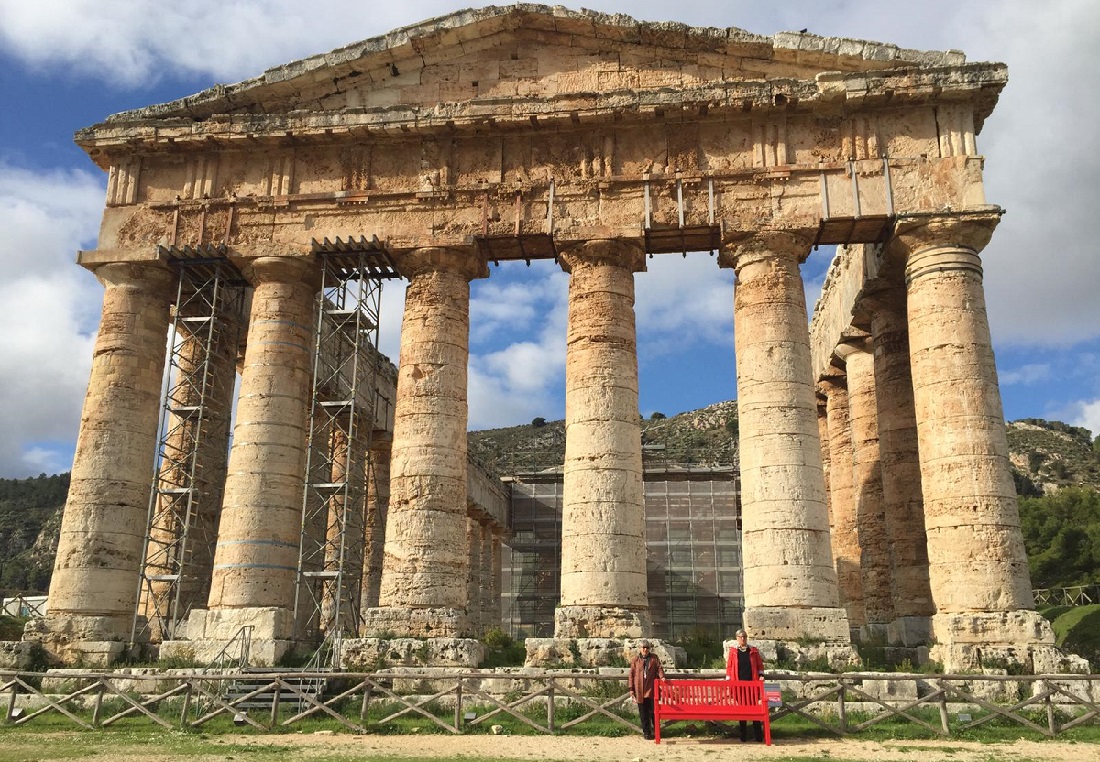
[294, 238, 398, 658]
[134, 247, 246, 644]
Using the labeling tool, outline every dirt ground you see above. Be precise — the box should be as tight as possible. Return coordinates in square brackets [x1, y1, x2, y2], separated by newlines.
[172, 732, 1100, 761]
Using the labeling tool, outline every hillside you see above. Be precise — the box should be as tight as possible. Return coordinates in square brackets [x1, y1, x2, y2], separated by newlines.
[468, 400, 740, 474]
[1007, 419, 1100, 494]
[473, 403, 1100, 493]
[0, 474, 66, 596]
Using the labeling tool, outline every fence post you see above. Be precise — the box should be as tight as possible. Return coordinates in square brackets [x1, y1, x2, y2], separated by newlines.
[91, 680, 107, 727]
[455, 681, 462, 730]
[837, 680, 847, 734]
[180, 680, 193, 726]
[5, 681, 17, 722]
[1045, 689, 1056, 736]
[360, 682, 371, 723]
[937, 682, 950, 735]
[270, 680, 281, 727]
[547, 680, 555, 733]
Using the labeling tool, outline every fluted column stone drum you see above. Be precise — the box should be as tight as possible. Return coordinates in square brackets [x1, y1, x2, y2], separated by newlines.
[869, 289, 933, 646]
[361, 438, 392, 612]
[729, 232, 851, 643]
[819, 377, 865, 630]
[894, 214, 1055, 665]
[203, 256, 319, 643]
[554, 239, 650, 639]
[36, 263, 175, 663]
[365, 247, 487, 638]
[839, 341, 895, 635]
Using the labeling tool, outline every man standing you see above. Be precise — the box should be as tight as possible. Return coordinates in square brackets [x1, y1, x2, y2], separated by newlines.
[628, 640, 665, 740]
[726, 628, 765, 742]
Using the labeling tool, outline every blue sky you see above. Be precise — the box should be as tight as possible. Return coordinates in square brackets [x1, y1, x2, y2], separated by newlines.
[0, 0, 1098, 477]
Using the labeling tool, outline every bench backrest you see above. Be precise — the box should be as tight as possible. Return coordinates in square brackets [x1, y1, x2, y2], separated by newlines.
[657, 679, 764, 707]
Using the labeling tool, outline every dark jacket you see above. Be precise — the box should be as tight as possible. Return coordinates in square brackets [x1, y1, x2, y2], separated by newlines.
[726, 645, 764, 681]
[628, 652, 665, 700]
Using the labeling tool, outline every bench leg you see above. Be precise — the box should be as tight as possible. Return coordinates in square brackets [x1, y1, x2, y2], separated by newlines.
[654, 718, 661, 744]
[763, 715, 772, 746]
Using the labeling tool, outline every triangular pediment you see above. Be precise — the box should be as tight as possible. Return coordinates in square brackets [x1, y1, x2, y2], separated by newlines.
[93, 4, 971, 128]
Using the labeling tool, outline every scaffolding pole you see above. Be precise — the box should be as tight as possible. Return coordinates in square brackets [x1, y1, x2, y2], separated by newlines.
[294, 241, 395, 663]
[132, 251, 246, 646]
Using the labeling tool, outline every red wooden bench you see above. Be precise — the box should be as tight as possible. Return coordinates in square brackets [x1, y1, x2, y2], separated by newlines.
[653, 677, 772, 745]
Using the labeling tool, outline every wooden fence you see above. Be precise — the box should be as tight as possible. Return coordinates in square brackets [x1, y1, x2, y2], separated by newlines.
[0, 669, 1097, 739]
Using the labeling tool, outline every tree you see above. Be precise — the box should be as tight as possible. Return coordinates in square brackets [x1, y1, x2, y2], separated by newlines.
[650, 412, 666, 420]
[1019, 487, 1100, 588]
[531, 417, 547, 428]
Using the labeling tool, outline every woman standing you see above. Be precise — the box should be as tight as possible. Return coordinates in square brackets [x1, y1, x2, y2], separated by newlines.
[726, 629, 765, 742]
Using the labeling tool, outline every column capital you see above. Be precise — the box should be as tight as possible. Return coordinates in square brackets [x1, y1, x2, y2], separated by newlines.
[94, 262, 175, 297]
[834, 335, 872, 361]
[889, 211, 1001, 285]
[243, 255, 321, 289]
[557, 238, 645, 274]
[395, 246, 488, 281]
[718, 230, 815, 272]
[817, 375, 848, 396]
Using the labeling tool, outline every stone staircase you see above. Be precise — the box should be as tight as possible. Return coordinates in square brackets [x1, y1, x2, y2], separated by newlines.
[223, 668, 331, 713]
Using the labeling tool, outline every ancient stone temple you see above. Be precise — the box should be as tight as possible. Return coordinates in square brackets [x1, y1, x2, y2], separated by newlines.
[33, 5, 1065, 671]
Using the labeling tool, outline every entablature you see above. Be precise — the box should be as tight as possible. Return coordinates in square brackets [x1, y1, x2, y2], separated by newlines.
[78, 62, 1006, 164]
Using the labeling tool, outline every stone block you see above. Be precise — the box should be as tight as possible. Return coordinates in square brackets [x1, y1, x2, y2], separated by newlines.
[340, 637, 484, 669]
[743, 606, 853, 644]
[523, 636, 683, 668]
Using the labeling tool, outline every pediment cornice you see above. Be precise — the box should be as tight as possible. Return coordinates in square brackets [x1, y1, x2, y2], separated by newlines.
[78, 5, 984, 141]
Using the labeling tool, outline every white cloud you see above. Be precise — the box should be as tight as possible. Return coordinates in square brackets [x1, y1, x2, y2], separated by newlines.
[635, 253, 735, 358]
[1069, 399, 1100, 441]
[467, 267, 569, 428]
[0, 164, 104, 476]
[999, 363, 1053, 386]
[0, 0, 498, 87]
[470, 268, 567, 345]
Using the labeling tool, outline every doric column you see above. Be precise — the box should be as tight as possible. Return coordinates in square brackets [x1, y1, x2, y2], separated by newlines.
[728, 232, 850, 643]
[365, 247, 487, 638]
[466, 513, 484, 635]
[893, 213, 1053, 666]
[481, 522, 495, 632]
[205, 256, 318, 642]
[869, 288, 933, 646]
[38, 263, 175, 661]
[143, 305, 240, 639]
[818, 377, 864, 630]
[555, 239, 649, 639]
[360, 437, 391, 612]
[319, 422, 368, 636]
[489, 527, 504, 631]
[816, 394, 831, 518]
[838, 340, 895, 636]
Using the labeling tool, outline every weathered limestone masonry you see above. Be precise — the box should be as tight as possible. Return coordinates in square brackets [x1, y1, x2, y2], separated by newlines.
[40, 5, 1044, 668]
[361, 438, 392, 611]
[173, 256, 319, 664]
[363, 247, 486, 643]
[868, 288, 933, 650]
[839, 339, 895, 640]
[819, 376, 864, 632]
[556, 241, 649, 638]
[29, 264, 174, 664]
[723, 233, 856, 664]
[811, 230, 1085, 670]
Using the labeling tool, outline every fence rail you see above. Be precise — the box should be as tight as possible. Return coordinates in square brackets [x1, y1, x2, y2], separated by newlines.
[0, 669, 1097, 739]
[1033, 584, 1100, 607]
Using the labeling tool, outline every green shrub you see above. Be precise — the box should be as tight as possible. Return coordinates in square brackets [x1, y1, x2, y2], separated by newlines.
[1052, 604, 1100, 668]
